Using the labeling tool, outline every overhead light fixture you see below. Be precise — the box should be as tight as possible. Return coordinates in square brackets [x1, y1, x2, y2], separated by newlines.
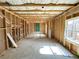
[42, 6, 44, 8]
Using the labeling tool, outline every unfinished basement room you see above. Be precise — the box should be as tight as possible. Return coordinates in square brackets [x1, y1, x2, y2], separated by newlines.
[0, 0, 79, 59]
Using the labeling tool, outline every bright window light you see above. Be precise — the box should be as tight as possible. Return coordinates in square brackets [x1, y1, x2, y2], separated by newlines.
[50, 46, 64, 55]
[39, 46, 68, 55]
[68, 20, 73, 25]
[39, 46, 53, 55]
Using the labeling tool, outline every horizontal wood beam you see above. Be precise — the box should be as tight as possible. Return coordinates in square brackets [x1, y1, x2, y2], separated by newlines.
[19, 14, 56, 15]
[0, 3, 75, 7]
[20, 14, 56, 17]
[23, 16, 53, 19]
[0, 6, 25, 20]
[19, 15, 56, 18]
[20, 15, 55, 17]
[17, 13, 58, 16]
[23, 15, 53, 17]
[8, 3, 75, 6]
[10, 10, 64, 12]
[55, 3, 79, 18]
[0, 3, 10, 6]
[27, 20, 47, 23]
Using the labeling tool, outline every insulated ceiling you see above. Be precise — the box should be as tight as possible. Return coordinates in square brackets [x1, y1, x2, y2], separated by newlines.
[0, 0, 79, 4]
[0, 0, 79, 19]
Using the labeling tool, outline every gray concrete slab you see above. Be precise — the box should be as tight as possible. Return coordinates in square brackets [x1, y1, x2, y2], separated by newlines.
[0, 32, 78, 59]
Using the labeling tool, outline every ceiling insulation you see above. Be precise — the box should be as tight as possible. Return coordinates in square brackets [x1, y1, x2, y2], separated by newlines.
[0, 0, 79, 5]
[5, 6, 71, 10]
[0, 0, 79, 20]
[16, 12, 62, 15]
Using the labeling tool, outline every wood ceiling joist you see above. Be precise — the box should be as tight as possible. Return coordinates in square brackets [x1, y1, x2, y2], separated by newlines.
[10, 3, 75, 6]
[23, 15, 52, 17]
[20, 15, 55, 17]
[20, 14, 55, 17]
[0, 3, 9, 6]
[23, 16, 53, 18]
[17, 13, 58, 16]
[0, 3, 75, 7]
[9, 10, 64, 12]
[19, 14, 55, 16]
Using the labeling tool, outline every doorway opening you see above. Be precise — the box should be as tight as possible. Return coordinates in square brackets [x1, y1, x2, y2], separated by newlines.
[35, 23, 40, 32]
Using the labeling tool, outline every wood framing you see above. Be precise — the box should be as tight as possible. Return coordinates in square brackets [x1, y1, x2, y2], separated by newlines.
[52, 4, 79, 56]
[9, 10, 64, 12]
[0, 6, 27, 53]
[0, 3, 75, 6]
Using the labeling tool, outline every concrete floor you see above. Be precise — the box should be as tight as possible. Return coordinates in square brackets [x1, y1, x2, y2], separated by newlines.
[0, 32, 78, 59]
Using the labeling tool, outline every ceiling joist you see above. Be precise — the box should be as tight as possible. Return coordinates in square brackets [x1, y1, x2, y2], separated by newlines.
[21, 15, 55, 17]
[17, 13, 58, 15]
[20, 15, 55, 17]
[10, 10, 64, 12]
[10, 3, 75, 6]
[18, 14, 56, 17]
[0, 3, 75, 7]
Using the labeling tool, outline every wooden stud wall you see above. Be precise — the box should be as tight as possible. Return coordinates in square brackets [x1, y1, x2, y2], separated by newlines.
[40, 23, 45, 34]
[0, 9, 5, 53]
[52, 4, 79, 56]
[0, 6, 27, 54]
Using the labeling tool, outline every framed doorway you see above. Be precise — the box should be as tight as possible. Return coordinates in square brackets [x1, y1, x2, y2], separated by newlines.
[35, 23, 40, 32]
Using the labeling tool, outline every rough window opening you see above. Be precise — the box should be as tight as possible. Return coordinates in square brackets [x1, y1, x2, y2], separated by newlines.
[64, 16, 79, 44]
